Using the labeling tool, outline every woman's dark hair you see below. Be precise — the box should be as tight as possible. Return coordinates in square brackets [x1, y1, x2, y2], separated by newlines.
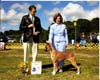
[29, 5, 36, 11]
[53, 13, 63, 23]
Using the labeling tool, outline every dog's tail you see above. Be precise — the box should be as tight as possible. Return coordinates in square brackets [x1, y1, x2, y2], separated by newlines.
[71, 53, 74, 57]
[74, 43, 80, 54]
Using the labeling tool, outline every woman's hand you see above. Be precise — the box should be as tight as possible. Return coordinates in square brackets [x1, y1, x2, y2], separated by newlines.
[66, 44, 68, 48]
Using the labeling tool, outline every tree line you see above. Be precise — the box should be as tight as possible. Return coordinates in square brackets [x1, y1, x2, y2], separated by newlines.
[64, 17, 99, 42]
[0, 17, 99, 43]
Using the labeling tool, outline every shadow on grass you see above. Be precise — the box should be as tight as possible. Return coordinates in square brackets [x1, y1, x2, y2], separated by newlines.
[63, 63, 81, 72]
[42, 63, 81, 72]
[42, 63, 53, 68]
[0, 48, 11, 51]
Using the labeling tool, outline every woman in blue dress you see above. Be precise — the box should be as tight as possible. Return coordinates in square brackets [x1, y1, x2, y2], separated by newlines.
[48, 13, 68, 73]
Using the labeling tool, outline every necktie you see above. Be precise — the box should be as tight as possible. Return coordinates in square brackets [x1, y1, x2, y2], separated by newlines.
[32, 16, 35, 32]
[32, 16, 34, 24]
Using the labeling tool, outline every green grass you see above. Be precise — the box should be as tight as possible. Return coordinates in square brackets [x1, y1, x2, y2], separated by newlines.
[0, 45, 99, 80]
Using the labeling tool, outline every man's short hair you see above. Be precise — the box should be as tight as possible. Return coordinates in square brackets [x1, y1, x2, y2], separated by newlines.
[29, 5, 36, 11]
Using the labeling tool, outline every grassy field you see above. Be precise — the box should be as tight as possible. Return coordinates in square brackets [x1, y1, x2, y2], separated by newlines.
[0, 43, 99, 80]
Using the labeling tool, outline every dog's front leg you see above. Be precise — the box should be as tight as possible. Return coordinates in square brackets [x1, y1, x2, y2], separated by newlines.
[52, 62, 58, 75]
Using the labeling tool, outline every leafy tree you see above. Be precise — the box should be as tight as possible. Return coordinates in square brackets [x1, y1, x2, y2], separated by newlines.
[2, 17, 99, 43]
[39, 28, 48, 42]
[90, 17, 99, 33]
[77, 19, 90, 34]
[4, 30, 21, 42]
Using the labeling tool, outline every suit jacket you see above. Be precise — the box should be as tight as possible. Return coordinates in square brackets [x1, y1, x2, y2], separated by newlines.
[19, 14, 42, 43]
[49, 23, 68, 44]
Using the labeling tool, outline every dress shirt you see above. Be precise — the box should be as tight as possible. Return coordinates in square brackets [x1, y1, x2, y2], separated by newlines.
[29, 14, 35, 23]
[29, 14, 35, 32]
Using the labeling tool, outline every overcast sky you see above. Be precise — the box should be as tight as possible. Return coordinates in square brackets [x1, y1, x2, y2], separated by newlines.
[0, 1, 99, 32]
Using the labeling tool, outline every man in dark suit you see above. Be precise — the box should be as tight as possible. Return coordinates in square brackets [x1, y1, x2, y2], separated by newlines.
[20, 5, 42, 64]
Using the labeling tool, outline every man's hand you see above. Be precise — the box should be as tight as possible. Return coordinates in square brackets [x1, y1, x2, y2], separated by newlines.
[28, 24, 34, 28]
[33, 31, 40, 36]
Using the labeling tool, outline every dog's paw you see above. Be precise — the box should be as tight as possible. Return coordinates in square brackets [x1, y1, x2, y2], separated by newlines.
[26, 68, 29, 73]
[76, 71, 80, 75]
[51, 71, 56, 75]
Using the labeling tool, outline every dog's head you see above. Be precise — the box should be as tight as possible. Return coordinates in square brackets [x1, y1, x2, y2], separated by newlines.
[45, 41, 52, 51]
